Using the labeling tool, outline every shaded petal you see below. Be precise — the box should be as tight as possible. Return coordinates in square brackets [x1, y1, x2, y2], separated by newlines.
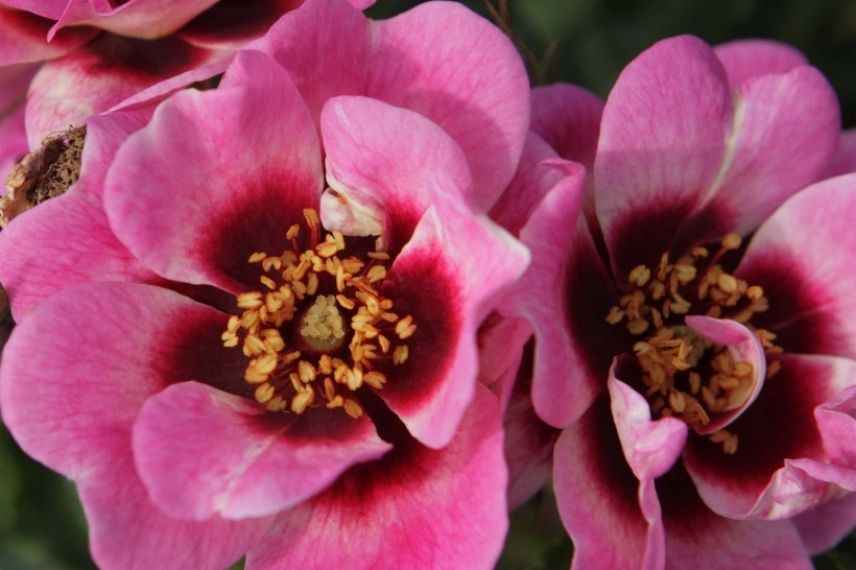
[793, 493, 856, 554]
[658, 465, 811, 570]
[684, 316, 766, 434]
[825, 129, 856, 177]
[50, 0, 219, 40]
[0, 7, 95, 66]
[514, 161, 620, 427]
[80, 453, 270, 570]
[816, 385, 856, 468]
[553, 398, 654, 570]
[736, 174, 856, 359]
[530, 83, 603, 169]
[246, 386, 508, 570]
[133, 381, 391, 520]
[179, 0, 303, 50]
[105, 50, 323, 293]
[25, 33, 218, 146]
[0, 63, 36, 177]
[0, 282, 245, 479]
[255, 0, 529, 210]
[319, 95, 471, 253]
[377, 197, 529, 449]
[0, 0, 66, 19]
[686, 64, 839, 240]
[488, 132, 562, 236]
[595, 35, 732, 278]
[683, 354, 856, 520]
[714, 39, 807, 86]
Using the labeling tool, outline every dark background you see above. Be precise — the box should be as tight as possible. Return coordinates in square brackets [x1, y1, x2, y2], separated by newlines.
[2, 0, 855, 568]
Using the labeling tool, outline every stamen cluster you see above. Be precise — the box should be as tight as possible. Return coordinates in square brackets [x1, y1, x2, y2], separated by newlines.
[221, 209, 416, 419]
[605, 234, 783, 454]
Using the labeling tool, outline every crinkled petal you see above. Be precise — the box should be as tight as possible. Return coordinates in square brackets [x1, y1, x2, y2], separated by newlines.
[80, 453, 270, 570]
[319, 95, 472, 252]
[377, 198, 529, 449]
[684, 316, 766, 434]
[714, 39, 807, 86]
[0, 7, 95, 66]
[595, 35, 732, 278]
[255, 0, 529, 210]
[105, 50, 323, 293]
[514, 161, 619, 428]
[133, 381, 391, 520]
[737, 174, 856, 359]
[246, 386, 507, 570]
[50, 0, 219, 40]
[553, 398, 656, 570]
[25, 33, 218, 146]
[826, 129, 856, 177]
[816, 385, 856, 468]
[793, 493, 856, 554]
[684, 354, 856, 520]
[0, 282, 245, 478]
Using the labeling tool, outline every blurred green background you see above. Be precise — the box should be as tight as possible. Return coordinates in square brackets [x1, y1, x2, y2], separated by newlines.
[2, 0, 856, 568]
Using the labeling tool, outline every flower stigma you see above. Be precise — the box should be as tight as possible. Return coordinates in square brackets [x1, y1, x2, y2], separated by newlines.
[222, 208, 416, 420]
[605, 233, 783, 455]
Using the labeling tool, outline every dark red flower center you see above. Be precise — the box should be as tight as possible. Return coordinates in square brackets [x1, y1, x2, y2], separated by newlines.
[221, 208, 416, 419]
[605, 233, 782, 454]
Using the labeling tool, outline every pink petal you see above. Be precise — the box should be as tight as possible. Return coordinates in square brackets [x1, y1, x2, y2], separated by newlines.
[377, 199, 529, 449]
[683, 354, 856, 520]
[0, 282, 241, 478]
[684, 316, 767, 434]
[608, 363, 687, 481]
[319, 95, 472, 252]
[793, 493, 856, 554]
[0, 7, 95, 66]
[0, 107, 158, 316]
[488, 132, 562, 236]
[477, 313, 532, 406]
[25, 33, 219, 146]
[816, 385, 856, 468]
[50, 0, 219, 40]
[553, 398, 656, 570]
[530, 83, 604, 169]
[0, 0, 66, 19]
[179, 0, 303, 50]
[0, 63, 35, 177]
[714, 39, 808, 86]
[255, 0, 530, 210]
[658, 465, 812, 570]
[502, 347, 561, 509]
[826, 129, 856, 177]
[737, 174, 856, 359]
[594, 35, 732, 278]
[80, 452, 271, 570]
[133, 381, 391, 520]
[514, 161, 620, 427]
[105, 50, 323, 293]
[690, 64, 839, 239]
[246, 386, 508, 570]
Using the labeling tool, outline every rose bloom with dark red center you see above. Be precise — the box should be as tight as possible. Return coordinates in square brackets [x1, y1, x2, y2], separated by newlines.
[490, 35, 856, 569]
[0, 0, 372, 172]
[0, 1, 533, 568]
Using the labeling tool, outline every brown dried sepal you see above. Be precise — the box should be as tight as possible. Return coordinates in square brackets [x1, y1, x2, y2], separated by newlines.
[0, 125, 86, 228]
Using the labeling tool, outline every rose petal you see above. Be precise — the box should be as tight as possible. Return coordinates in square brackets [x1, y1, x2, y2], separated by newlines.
[793, 493, 856, 554]
[133, 381, 391, 520]
[246, 386, 508, 570]
[105, 50, 323, 293]
[0, 7, 95, 66]
[714, 39, 808, 86]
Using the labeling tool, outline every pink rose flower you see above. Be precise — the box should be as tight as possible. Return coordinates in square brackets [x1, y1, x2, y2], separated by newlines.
[0, 1, 531, 567]
[0, 0, 351, 160]
[506, 35, 856, 568]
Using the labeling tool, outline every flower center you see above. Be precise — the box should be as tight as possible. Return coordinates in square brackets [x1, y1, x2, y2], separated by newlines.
[605, 233, 782, 454]
[221, 208, 416, 419]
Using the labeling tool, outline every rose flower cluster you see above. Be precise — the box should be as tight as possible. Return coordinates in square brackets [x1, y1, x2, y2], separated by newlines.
[0, 1, 855, 569]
